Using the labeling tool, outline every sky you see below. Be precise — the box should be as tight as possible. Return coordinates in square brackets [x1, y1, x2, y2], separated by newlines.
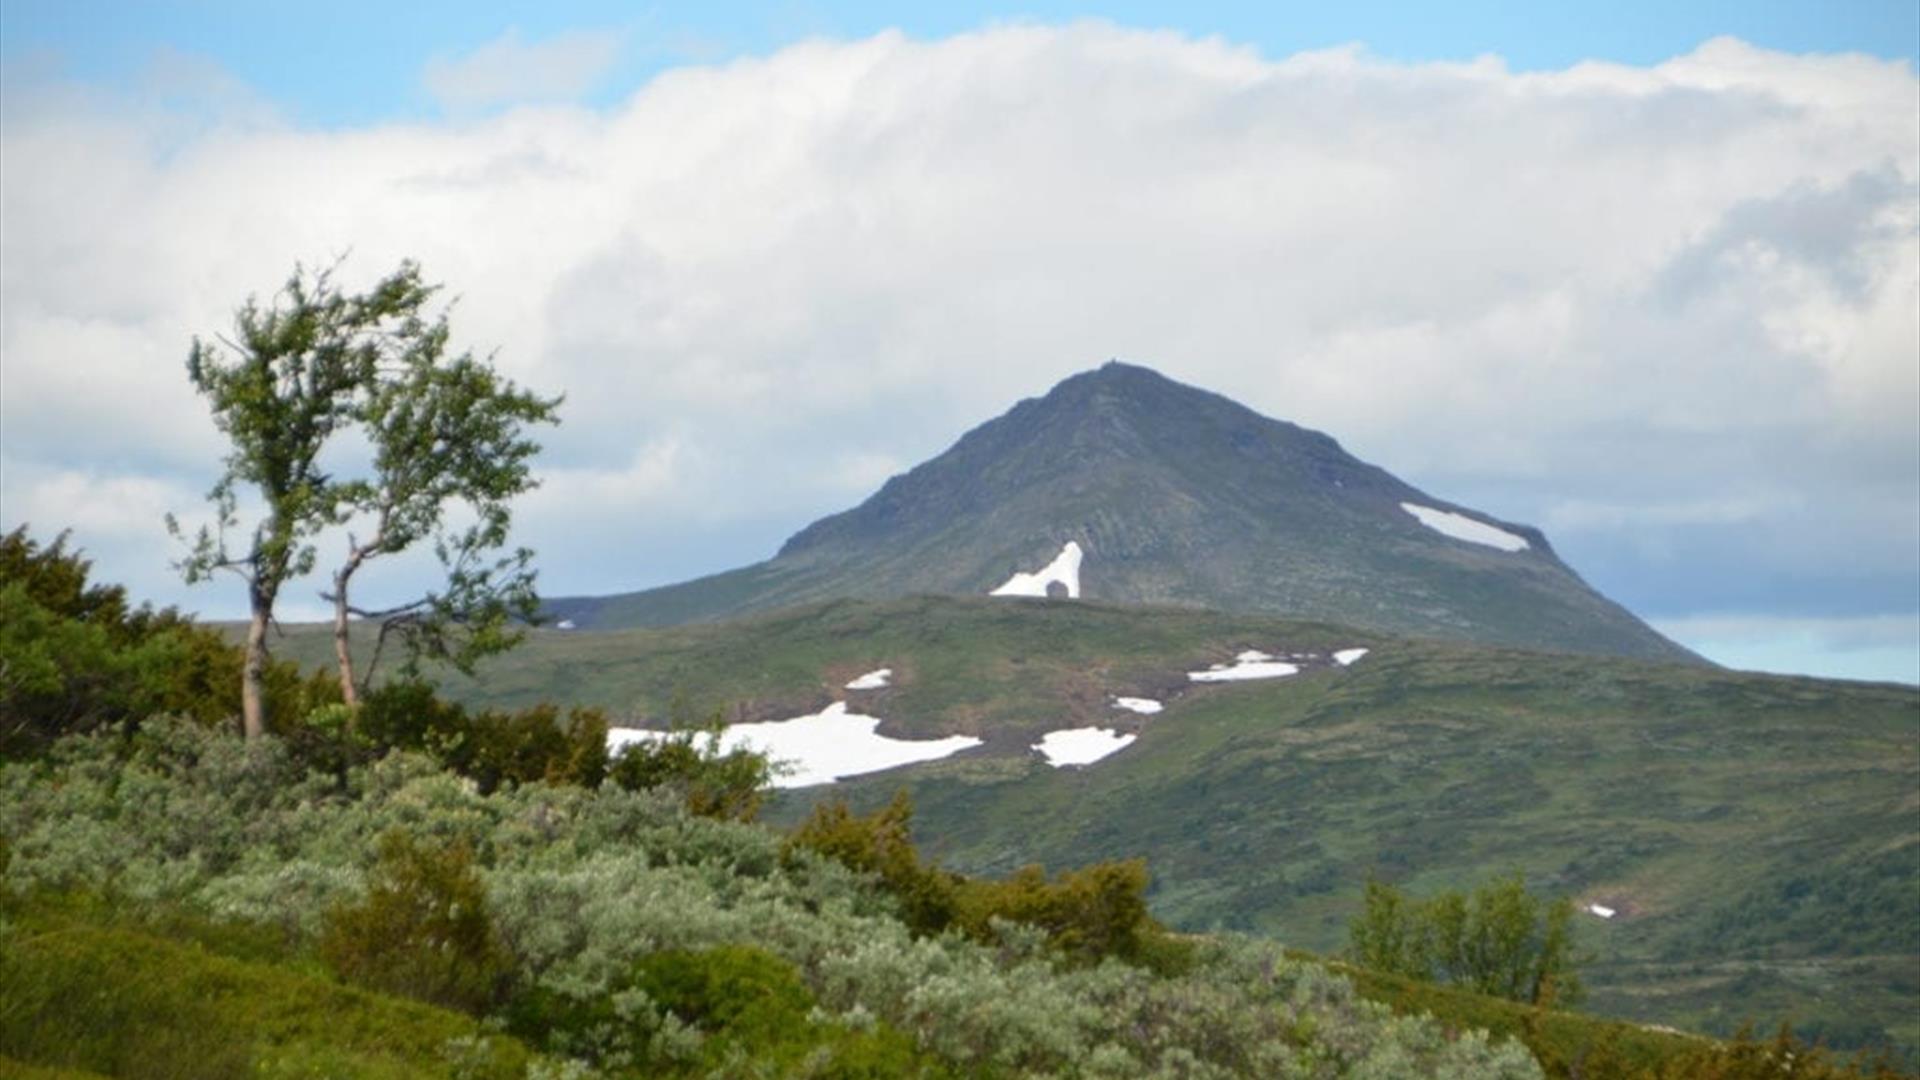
[2, 2, 1916, 684]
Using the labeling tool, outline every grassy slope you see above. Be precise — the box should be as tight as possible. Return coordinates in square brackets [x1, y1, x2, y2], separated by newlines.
[0, 908, 534, 1079]
[255, 596, 1919, 1056]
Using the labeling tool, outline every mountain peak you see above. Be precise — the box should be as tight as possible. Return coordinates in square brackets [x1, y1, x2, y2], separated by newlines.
[558, 363, 1697, 664]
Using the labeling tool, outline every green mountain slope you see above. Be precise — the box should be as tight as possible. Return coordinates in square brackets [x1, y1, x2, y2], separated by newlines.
[265, 597, 1916, 1057]
[550, 362, 1697, 663]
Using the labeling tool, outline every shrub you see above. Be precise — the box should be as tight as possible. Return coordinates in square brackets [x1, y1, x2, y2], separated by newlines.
[356, 680, 611, 794]
[633, 944, 813, 1047]
[1649, 1024, 1909, 1080]
[606, 718, 773, 821]
[787, 793, 1191, 973]
[784, 792, 960, 934]
[1348, 873, 1583, 1006]
[0, 526, 341, 757]
[319, 829, 510, 1013]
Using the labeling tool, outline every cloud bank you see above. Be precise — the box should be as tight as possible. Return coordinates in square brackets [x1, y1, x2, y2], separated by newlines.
[2, 24, 1914, 678]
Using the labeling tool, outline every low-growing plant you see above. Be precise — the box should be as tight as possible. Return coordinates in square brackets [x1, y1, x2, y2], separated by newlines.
[320, 829, 511, 1013]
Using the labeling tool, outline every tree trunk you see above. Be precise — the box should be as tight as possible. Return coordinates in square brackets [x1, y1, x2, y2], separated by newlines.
[242, 588, 271, 740]
[333, 567, 359, 707]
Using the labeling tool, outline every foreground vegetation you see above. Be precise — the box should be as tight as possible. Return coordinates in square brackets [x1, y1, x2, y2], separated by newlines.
[3, 719, 1545, 1078]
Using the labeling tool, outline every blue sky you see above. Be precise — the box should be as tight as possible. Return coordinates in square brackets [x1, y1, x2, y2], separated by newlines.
[6, 1, 1917, 125]
[1, 4, 1916, 684]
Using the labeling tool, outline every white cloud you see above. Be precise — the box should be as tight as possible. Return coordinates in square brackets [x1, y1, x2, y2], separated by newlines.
[0, 462, 199, 541]
[422, 28, 625, 112]
[1, 25, 1914, 672]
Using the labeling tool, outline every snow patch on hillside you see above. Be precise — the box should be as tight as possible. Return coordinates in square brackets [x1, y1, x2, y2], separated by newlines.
[1112, 696, 1163, 715]
[991, 541, 1083, 598]
[608, 703, 981, 788]
[845, 668, 892, 690]
[1401, 503, 1529, 551]
[1333, 648, 1369, 666]
[1034, 727, 1136, 766]
[1587, 903, 1617, 919]
[1190, 653, 1301, 682]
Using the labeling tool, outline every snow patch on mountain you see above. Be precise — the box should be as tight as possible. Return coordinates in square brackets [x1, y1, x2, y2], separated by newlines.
[845, 668, 892, 690]
[1033, 727, 1137, 766]
[1401, 503, 1529, 552]
[991, 541, 1083, 598]
[1112, 696, 1163, 714]
[1334, 648, 1369, 666]
[1190, 653, 1301, 682]
[608, 703, 981, 788]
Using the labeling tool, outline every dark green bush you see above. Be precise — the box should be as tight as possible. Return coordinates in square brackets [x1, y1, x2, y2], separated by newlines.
[633, 944, 813, 1048]
[319, 830, 510, 1014]
[784, 791, 960, 934]
[505, 943, 943, 1076]
[354, 680, 610, 793]
[0, 526, 341, 758]
[786, 792, 1189, 972]
[1348, 873, 1583, 1006]
[1648, 1024, 1908, 1080]
[606, 718, 773, 821]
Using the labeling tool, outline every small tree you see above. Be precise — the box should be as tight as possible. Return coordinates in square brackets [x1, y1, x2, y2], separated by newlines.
[172, 258, 554, 735]
[171, 262, 430, 738]
[322, 273, 558, 703]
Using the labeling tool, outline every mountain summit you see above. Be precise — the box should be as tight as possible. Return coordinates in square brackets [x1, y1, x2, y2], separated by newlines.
[555, 362, 1695, 662]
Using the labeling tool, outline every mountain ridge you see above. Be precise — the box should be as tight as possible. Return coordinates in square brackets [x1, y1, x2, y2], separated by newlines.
[553, 361, 1697, 664]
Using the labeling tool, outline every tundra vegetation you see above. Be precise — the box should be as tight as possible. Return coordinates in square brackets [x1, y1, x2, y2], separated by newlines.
[1, 530, 1907, 1078]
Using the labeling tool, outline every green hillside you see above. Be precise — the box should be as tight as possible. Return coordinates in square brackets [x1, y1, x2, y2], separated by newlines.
[255, 596, 1919, 1058]
[548, 363, 1697, 664]
[1, 904, 538, 1079]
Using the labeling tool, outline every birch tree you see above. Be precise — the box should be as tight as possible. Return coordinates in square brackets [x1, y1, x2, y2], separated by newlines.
[172, 259, 557, 734]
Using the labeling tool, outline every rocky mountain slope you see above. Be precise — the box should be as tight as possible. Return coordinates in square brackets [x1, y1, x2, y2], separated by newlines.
[552, 362, 1695, 663]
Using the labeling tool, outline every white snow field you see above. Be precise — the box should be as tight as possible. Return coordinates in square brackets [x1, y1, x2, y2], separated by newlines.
[1333, 648, 1369, 666]
[990, 541, 1083, 598]
[844, 668, 892, 690]
[1189, 650, 1301, 682]
[1400, 503, 1529, 552]
[1112, 696, 1164, 714]
[607, 703, 982, 788]
[1587, 903, 1618, 919]
[1033, 727, 1137, 767]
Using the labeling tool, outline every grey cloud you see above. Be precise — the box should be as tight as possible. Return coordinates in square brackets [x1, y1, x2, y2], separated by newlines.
[1657, 165, 1916, 304]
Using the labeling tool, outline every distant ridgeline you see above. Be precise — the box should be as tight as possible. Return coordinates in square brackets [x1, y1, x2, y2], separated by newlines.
[548, 362, 1696, 664]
